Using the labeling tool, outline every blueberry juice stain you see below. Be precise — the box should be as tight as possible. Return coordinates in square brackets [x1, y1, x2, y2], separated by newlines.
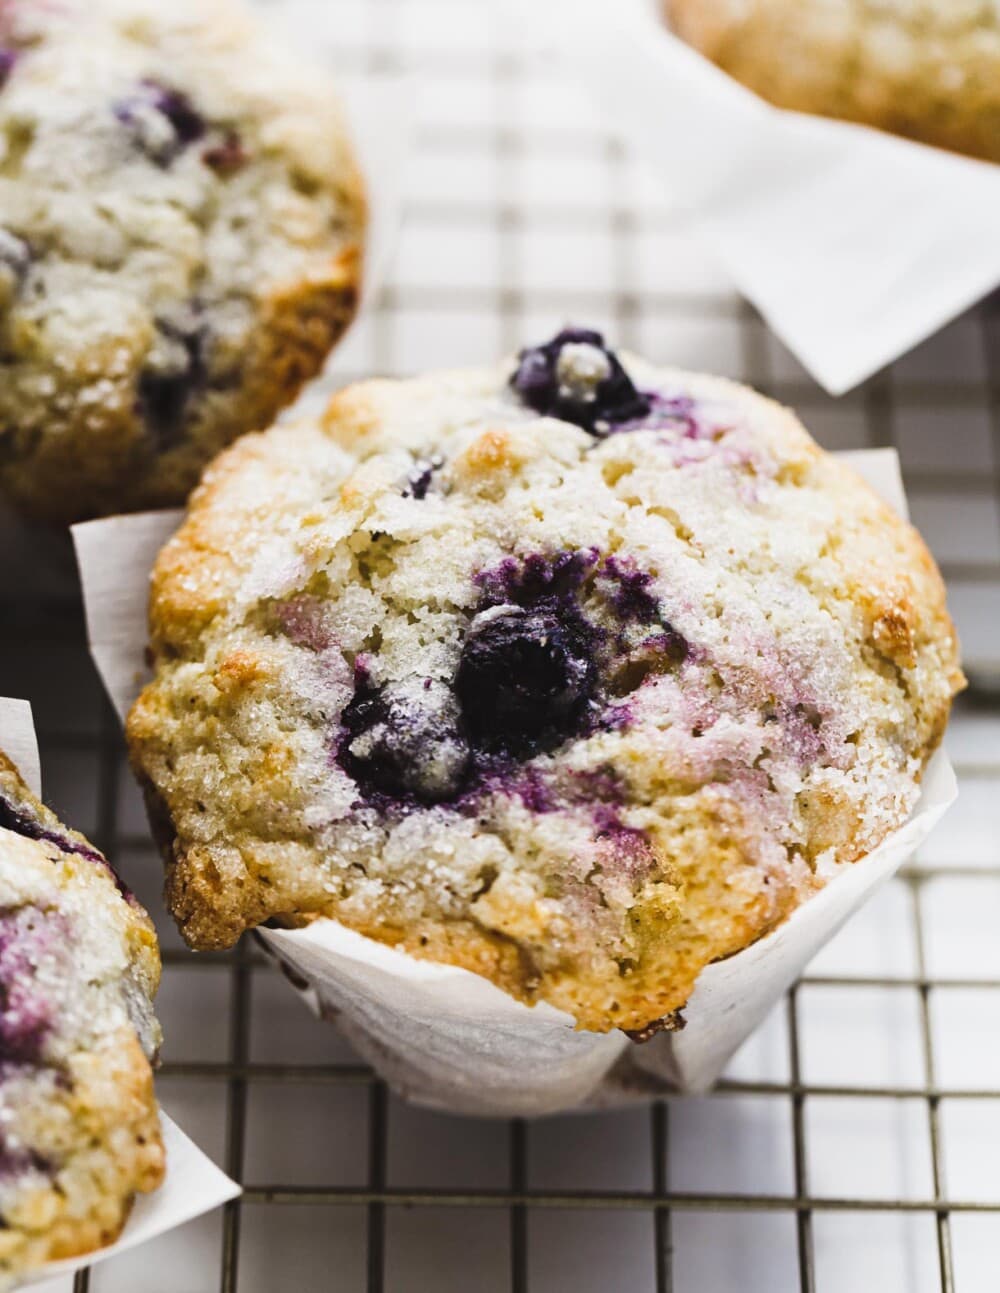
[336, 546, 687, 813]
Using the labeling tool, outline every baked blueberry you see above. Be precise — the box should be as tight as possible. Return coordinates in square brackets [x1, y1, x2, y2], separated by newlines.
[402, 455, 443, 500]
[342, 679, 470, 804]
[510, 327, 650, 433]
[456, 602, 597, 757]
[115, 79, 205, 165]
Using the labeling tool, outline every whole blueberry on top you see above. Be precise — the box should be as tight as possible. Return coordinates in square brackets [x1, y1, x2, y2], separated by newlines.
[341, 678, 470, 805]
[456, 601, 597, 758]
[510, 328, 651, 434]
[115, 79, 205, 166]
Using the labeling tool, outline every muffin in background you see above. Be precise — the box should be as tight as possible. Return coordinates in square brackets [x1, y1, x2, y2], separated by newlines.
[0, 0, 364, 525]
[669, 0, 1000, 163]
[0, 748, 164, 1280]
[128, 329, 963, 1037]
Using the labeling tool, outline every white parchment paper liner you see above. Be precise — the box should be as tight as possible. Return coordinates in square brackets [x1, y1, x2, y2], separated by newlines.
[72, 450, 956, 1115]
[530, 0, 1000, 395]
[0, 698, 239, 1289]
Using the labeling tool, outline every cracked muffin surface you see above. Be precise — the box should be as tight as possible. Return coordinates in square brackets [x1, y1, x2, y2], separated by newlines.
[127, 330, 963, 1034]
[670, 0, 1000, 162]
[0, 748, 163, 1282]
[0, 0, 364, 524]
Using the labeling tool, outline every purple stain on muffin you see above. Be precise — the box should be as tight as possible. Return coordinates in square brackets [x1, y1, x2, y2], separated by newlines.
[0, 48, 18, 90]
[115, 79, 206, 166]
[507, 766, 557, 814]
[772, 701, 828, 766]
[274, 596, 334, 652]
[476, 548, 599, 608]
[510, 328, 650, 434]
[338, 548, 686, 811]
[593, 805, 658, 886]
[599, 556, 660, 624]
[644, 392, 703, 438]
[0, 909, 53, 1066]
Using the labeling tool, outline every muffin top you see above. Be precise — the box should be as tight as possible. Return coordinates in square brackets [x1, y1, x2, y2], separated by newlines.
[0, 0, 364, 523]
[128, 330, 963, 1034]
[0, 749, 163, 1278]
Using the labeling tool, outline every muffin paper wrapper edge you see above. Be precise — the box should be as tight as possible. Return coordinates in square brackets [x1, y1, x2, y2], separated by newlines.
[524, 0, 1000, 395]
[70, 449, 958, 1115]
[0, 698, 240, 1287]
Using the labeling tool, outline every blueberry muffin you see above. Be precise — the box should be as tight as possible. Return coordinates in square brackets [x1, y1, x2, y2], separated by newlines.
[669, 0, 1000, 163]
[0, 0, 364, 525]
[0, 749, 163, 1279]
[127, 329, 963, 1035]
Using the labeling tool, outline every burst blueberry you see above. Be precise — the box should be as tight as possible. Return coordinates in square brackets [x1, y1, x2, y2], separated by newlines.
[115, 79, 205, 166]
[456, 601, 597, 757]
[341, 679, 470, 804]
[402, 455, 443, 500]
[510, 328, 650, 434]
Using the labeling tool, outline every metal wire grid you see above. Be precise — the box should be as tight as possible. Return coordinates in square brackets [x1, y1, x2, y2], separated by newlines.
[0, 0, 997, 1288]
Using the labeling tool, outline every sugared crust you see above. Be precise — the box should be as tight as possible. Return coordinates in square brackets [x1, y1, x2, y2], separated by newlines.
[0, 750, 164, 1280]
[669, 0, 1000, 163]
[128, 356, 963, 1033]
[0, 0, 364, 524]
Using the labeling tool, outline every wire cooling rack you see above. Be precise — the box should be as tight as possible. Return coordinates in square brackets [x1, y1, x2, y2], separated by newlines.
[5, 0, 1000, 1289]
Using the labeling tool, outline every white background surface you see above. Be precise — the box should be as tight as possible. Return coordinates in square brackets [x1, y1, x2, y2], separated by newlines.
[4, 0, 1000, 1288]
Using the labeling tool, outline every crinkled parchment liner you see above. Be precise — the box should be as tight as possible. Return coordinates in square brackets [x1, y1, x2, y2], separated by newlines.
[0, 698, 239, 1288]
[72, 450, 957, 1116]
[527, 0, 1000, 395]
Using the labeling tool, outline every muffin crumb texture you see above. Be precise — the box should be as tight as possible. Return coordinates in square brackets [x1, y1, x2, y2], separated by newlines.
[128, 331, 963, 1034]
[0, 0, 364, 523]
[0, 751, 164, 1281]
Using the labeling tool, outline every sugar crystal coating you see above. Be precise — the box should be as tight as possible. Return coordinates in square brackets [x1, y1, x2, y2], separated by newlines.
[128, 343, 963, 1034]
[0, 750, 163, 1280]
